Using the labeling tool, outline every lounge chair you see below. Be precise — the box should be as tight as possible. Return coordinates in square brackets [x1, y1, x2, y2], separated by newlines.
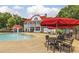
[62, 38, 74, 53]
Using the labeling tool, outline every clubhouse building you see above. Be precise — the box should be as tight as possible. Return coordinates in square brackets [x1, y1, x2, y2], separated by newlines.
[23, 14, 54, 33]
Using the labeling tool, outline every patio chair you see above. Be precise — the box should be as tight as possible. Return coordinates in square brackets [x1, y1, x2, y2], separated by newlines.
[45, 35, 56, 52]
[65, 32, 73, 40]
[62, 38, 74, 53]
[49, 37, 57, 53]
[49, 33, 65, 52]
[57, 33, 65, 42]
[53, 39, 64, 53]
[45, 35, 51, 51]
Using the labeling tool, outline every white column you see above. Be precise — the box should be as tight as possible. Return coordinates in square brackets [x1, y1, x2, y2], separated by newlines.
[40, 26, 41, 32]
[34, 22, 36, 32]
[34, 26, 35, 32]
[27, 28, 28, 32]
[24, 24, 26, 32]
[28, 28, 30, 32]
[28, 23, 30, 32]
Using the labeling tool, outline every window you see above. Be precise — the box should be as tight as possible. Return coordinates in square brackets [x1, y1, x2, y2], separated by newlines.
[30, 27, 34, 32]
[36, 27, 40, 31]
[34, 17, 38, 21]
[37, 21, 40, 24]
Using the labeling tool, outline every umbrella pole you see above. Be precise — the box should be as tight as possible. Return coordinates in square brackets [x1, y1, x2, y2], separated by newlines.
[56, 23, 58, 36]
[75, 27, 77, 39]
[74, 27, 77, 39]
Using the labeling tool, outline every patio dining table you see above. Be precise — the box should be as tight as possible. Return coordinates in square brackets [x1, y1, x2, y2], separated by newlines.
[48, 36, 73, 52]
[49, 34, 58, 38]
[49, 36, 72, 44]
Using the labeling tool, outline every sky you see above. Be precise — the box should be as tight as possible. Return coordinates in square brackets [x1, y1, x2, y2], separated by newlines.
[0, 5, 65, 18]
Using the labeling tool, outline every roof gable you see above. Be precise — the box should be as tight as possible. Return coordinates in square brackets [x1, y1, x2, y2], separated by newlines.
[23, 15, 52, 23]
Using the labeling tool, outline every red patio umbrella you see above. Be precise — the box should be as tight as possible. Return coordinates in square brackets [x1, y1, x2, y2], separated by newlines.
[41, 17, 79, 27]
[41, 17, 79, 38]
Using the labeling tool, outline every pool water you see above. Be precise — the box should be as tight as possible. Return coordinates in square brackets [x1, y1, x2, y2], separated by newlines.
[0, 33, 32, 41]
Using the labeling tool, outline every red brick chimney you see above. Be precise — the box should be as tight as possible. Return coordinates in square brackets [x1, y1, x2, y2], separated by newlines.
[45, 13, 47, 17]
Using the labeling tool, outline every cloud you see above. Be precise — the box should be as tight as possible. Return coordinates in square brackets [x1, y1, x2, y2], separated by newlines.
[27, 5, 61, 18]
[0, 6, 21, 16]
[13, 6, 23, 10]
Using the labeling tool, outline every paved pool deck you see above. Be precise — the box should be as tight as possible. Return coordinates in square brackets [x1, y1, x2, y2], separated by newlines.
[0, 32, 79, 53]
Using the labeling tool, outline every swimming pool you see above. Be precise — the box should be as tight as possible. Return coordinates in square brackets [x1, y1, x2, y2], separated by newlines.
[0, 33, 32, 41]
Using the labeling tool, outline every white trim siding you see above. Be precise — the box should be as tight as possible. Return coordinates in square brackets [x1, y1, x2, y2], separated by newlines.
[24, 15, 51, 32]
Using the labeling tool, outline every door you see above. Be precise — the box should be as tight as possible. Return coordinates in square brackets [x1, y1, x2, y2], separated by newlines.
[30, 27, 34, 32]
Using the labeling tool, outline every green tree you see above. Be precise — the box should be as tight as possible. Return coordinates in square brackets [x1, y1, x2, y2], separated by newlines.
[13, 15, 22, 25]
[7, 17, 16, 28]
[7, 15, 22, 28]
[57, 5, 79, 19]
[0, 12, 22, 29]
[0, 12, 12, 28]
